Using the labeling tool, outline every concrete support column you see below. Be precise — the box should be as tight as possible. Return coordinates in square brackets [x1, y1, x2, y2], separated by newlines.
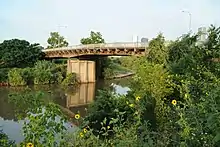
[67, 59, 96, 83]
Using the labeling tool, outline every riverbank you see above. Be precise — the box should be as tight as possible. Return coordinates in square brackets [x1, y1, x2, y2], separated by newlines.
[0, 82, 9, 86]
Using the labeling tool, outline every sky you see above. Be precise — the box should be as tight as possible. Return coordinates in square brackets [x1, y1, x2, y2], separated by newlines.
[0, 0, 220, 47]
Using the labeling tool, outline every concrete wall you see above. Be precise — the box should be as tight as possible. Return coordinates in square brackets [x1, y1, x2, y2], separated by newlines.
[67, 59, 96, 83]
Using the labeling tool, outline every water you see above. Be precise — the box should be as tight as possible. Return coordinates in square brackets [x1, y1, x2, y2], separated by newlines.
[0, 78, 131, 143]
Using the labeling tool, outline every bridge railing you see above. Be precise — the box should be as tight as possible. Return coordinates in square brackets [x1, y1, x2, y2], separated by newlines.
[43, 42, 148, 52]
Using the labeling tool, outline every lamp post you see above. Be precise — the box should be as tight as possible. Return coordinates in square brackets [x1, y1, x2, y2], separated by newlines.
[57, 25, 67, 47]
[182, 10, 192, 33]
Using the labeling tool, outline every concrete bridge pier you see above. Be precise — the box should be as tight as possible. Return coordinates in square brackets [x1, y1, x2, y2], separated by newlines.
[67, 59, 96, 83]
[67, 58, 104, 83]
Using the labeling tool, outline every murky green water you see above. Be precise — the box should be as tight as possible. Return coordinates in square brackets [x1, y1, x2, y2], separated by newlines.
[0, 78, 131, 143]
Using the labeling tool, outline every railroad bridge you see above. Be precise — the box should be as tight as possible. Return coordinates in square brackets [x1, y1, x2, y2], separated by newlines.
[43, 42, 147, 83]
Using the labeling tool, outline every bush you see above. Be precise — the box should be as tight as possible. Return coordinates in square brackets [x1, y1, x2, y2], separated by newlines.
[61, 73, 78, 86]
[55, 64, 67, 79]
[0, 68, 10, 82]
[0, 129, 15, 147]
[103, 67, 116, 79]
[8, 68, 33, 86]
[33, 61, 63, 84]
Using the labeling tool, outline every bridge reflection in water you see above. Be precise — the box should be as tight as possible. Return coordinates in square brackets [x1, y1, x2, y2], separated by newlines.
[65, 83, 96, 116]
[66, 83, 95, 108]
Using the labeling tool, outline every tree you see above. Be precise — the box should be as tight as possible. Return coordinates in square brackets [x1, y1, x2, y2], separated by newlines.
[147, 33, 168, 65]
[47, 32, 69, 48]
[80, 31, 105, 45]
[0, 39, 44, 68]
[168, 34, 198, 63]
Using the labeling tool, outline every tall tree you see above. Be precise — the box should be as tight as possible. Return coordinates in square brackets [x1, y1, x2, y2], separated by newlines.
[47, 32, 69, 48]
[147, 33, 168, 65]
[80, 31, 105, 44]
[0, 39, 44, 68]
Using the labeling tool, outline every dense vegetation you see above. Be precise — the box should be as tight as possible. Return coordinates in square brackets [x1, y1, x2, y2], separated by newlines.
[1, 25, 220, 146]
[0, 31, 121, 85]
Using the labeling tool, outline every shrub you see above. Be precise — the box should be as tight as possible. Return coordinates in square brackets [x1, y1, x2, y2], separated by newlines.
[8, 68, 32, 86]
[61, 73, 78, 86]
[0, 68, 10, 82]
[33, 61, 63, 84]
[0, 129, 15, 147]
[103, 67, 116, 79]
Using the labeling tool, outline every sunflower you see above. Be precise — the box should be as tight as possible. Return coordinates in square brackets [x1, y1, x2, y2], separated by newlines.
[135, 96, 141, 101]
[172, 100, 177, 105]
[80, 132, 84, 137]
[83, 128, 88, 133]
[26, 143, 34, 147]
[75, 114, 80, 120]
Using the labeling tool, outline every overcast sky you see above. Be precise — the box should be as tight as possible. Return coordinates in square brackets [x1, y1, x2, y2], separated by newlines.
[0, 0, 220, 47]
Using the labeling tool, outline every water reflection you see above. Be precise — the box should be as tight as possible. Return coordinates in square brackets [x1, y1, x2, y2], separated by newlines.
[0, 77, 131, 143]
[66, 83, 95, 108]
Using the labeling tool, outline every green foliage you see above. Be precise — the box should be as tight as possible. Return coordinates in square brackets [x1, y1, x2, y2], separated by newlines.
[8, 89, 67, 146]
[8, 68, 33, 86]
[168, 33, 198, 63]
[64, 120, 155, 147]
[119, 56, 140, 71]
[8, 88, 45, 119]
[4, 25, 220, 146]
[103, 67, 116, 79]
[0, 39, 44, 68]
[80, 31, 105, 44]
[0, 130, 15, 147]
[61, 73, 78, 86]
[33, 61, 63, 85]
[47, 32, 69, 48]
[63, 90, 155, 146]
[0, 68, 10, 82]
[147, 33, 168, 65]
[22, 103, 67, 147]
[7, 61, 65, 86]
[82, 89, 153, 138]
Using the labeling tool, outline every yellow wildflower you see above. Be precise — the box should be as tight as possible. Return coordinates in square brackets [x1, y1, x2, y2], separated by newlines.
[107, 126, 110, 129]
[172, 100, 177, 106]
[26, 143, 34, 147]
[129, 104, 134, 107]
[83, 128, 88, 133]
[75, 114, 80, 120]
[135, 96, 141, 101]
[80, 132, 84, 137]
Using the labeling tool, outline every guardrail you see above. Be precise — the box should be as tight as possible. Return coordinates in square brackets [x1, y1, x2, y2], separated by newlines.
[43, 42, 148, 52]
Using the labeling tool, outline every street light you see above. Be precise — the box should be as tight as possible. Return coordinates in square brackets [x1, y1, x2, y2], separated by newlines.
[57, 25, 67, 47]
[182, 10, 192, 33]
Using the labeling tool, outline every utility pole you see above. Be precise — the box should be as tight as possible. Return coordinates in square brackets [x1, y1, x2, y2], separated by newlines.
[182, 10, 192, 33]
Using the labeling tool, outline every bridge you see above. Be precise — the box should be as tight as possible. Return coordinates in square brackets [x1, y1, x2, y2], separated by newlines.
[43, 42, 147, 58]
[43, 42, 148, 83]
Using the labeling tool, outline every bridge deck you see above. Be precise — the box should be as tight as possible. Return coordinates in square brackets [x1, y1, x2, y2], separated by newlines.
[43, 42, 148, 58]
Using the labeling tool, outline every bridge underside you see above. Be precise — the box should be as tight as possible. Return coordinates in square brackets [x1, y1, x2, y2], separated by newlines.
[44, 48, 146, 58]
[44, 47, 147, 83]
